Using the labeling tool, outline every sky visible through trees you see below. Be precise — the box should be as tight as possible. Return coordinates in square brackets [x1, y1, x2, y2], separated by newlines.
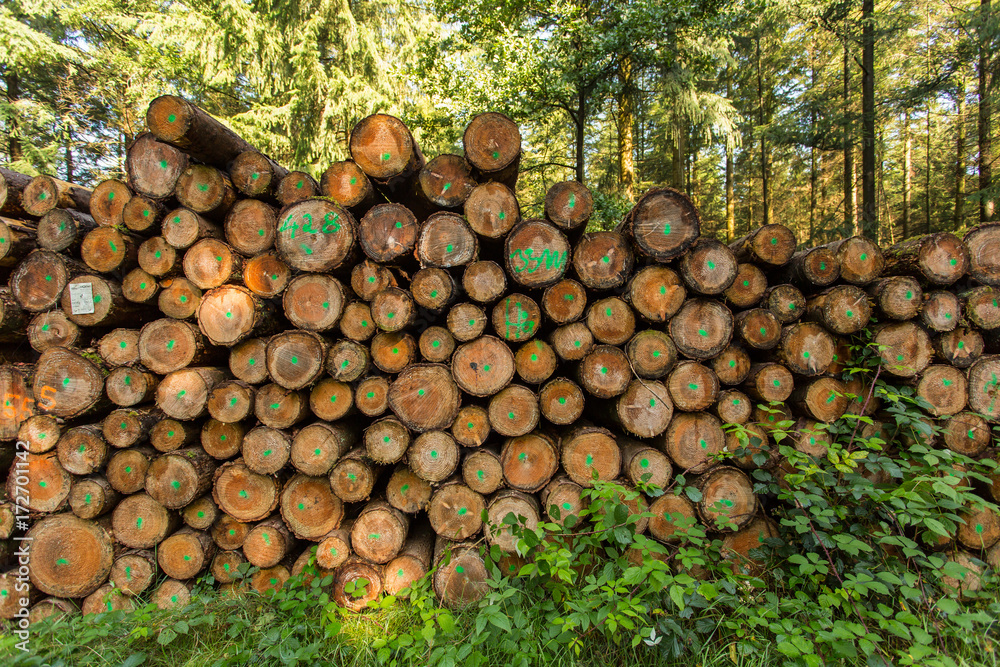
[2, 0, 998, 243]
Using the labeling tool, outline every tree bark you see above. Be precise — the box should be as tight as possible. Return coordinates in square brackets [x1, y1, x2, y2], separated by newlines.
[862, 0, 877, 238]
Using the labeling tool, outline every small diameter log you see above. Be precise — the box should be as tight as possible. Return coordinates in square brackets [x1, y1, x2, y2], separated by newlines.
[577, 344, 631, 399]
[935, 327, 983, 369]
[61, 275, 149, 328]
[200, 284, 278, 347]
[776, 322, 836, 377]
[778, 246, 840, 288]
[250, 563, 292, 595]
[463, 112, 521, 187]
[355, 376, 389, 416]
[364, 417, 410, 465]
[27, 514, 114, 599]
[465, 182, 519, 239]
[371, 287, 415, 332]
[207, 380, 255, 423]
[320, 160, 380, 214]
[182, 495, 218, 530]
[243, 516, 295, 568]
[326, 340, 370, 382]
[225, 199, 277, 256]
[417, 327, 454, 364]
[359, 203, 418, 263]
[916, 365, 969, 417]
[122, 268, 160, 304]
[411, 268, 456, 312]
[0, 364, 34, 440]
[965, 223, 1000, 285]
[340, 301, 376, 342]
[384, 524, 434, 595]
[669, 299, 734, 360]
[277, 171, 320, 205]
[145, 447, 217, 509]
[243, 252, 290, 298]
[724, 263, 767, 310]
[733, 308, 781, 351]
[139, 237, 180, 278]
[416, 212, 478, 267]
[139, 318, 217, 374]
[158, 527, 215, 579]
[27, 311, 81, 353]
[22, 174, 92, 217]
[163, 207, 223, 249]
[351, 259, 395, 300]
[679, 238, 738, 295]
[151, 418, 199, 453]
[333, 556, 384, 612]
[544, 181, 593, 232]
[11, 250, 94, 313]
[432, 539, 489, 608]
[182, 238, 242, 290]
[542, 278, 587, 324]
[352, 499, 410, 564]
[106, 446, 156, 494]
[265, 331, 327, 390]
[505, 219, 570, 288]
[764, 284, 806, 324]
[805, 285, 871, 335]
[122, 195, 165, 233]
[447, 302, 486, 342]
[514, 339, 558, 384]
[667, 362, 719, 413]
[386, 466, 433, 514]
[539, 377, 585, 426]
[648, 494, 698, 544]
[254, 384, 310, 430]
[942, 412, 991, 456]
[106, 367, 159, 407]
[623, 187, 700, 261]
[387, 364, 461, 433]
[489, 384, 539, 437]
[661, 412, 725, 474]
[291, 421, 354, 475]
[463, 261, 507, 304]
[500, 431, 560, 493]
[561, 424, 621, 488]
[729, 224, 796, 266]
[147, 95, 257, 166]
[315, 522, 352, 570]
[213, 459, 280, 522]
[329, 447, 377, 502]
[586, 297, 635, 346]
[821, 235, 884, 285]
[34, 347, 106, 419]
[452, 404, 491, 447]
[626, 330, 677, 379]
[619, 437, 672, 488]
[551, 321, 593, 361]
[201, 418, 242, 459]
[155, 366, 228, 420]
[956, 506, 1000, 550]
[540, 476, 585, 526]
[571, 231, 634, 291]
[427, 480, 485, 542]
[371, 332, 417, 374]
[791, 377, 849, 423]
[742, 362, 794, 403]
[350, 113, 426, 196]
[275, 198, 357, 272]
[404, 430, 457, 483]
[79, 226, 138, 273]
[8, 453, 70, 513]
[463, 447, 503, 494]
[713, 389, 752, 424]
[227, 337, 268, 384]
[603, 379, 671, 438]
[18, 414, 60, 453]
[111, 550, 157, 595]
[280, 473, 344, 541]
[867, 276, 922, 321]
[112, 492, 180, 549]
[82, 584, 135, 614]
[874, 322, 933, 378]
[231, 150, 289, 198]
[884, 232, 969, 285]
[211, 550, 247, 584]
[56, 424, 108, 476]
[36, 208, 97, 253]
[103, 406, 162, 449]
[695, 467, 757, 532]
[484, 489, 537, 552]
[968, 356, 1000, 421]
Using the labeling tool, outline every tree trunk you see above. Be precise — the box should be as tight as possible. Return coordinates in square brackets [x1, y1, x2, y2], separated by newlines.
[903, 111, 912, 238]
[862, 0, 877, 237]
[618, 57, 636, 201]
[844, 37, 855, 234]
[981, 0, 994, 223]
[956, 79, 967, 229]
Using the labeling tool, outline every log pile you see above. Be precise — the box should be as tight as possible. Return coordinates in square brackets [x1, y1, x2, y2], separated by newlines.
[2, 95, 1000, 618]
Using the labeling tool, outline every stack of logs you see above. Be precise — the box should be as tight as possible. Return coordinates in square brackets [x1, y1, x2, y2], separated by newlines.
[2, 95, 1000, 620]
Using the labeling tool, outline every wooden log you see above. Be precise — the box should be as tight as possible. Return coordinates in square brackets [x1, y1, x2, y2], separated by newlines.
[280, 273, 346, 332]
[619, 436, 672, 488]
[326, 339, 370, 382]
[712, 388, 752, 424]
[777, 246, 841, 288]
[940, 411, 990, 456]
[462, 261, 506, 305]
[79, 226, 137, 273]
[513, 339, 558, 385]
[18, 414, 60, 453]
[957, 506, 1000, 550]
[224, 199, 277, 257]
[418, 326, 455, 364]
[791, 377, 848, 422]
[0, 287, 28, 342]
[432, 539, 489, 608]
[250, 562, 292, 595]
[27, 514, 114, 598]
[122, 194, 165, 234]
[210, 549, 246, 584]
[539, 280, 586, 327]
[733, 308, 781, 351]
[103, 405, 161, 449]
[874, 322, 933, 378]
[623, 187, 700, 261]
[254, 383, 309, 430]
[106, 446, 156, 494]
[351, 499, 410, 564]
[163, 207, 223, 250]
[661, 411, 725, 474]
[538, 377, 585, 426]
[544, 181, 592, 232]
[329, 446, 377, 502]
[452, 404, 491, 447]
[139, 318, 217, 374]
[243, 251, 290, 298]
[355, 376, 389, 416]
[625, 330, 677, 380]
[276, 171, 320, 206]
[776, 322, 836, 376]
[211, 513, 251, 551]
[105, 367, 159, 407]
[764, 284, 806, 324]
[145, 447, 217, 509]
[22, 174, 91, 217]
[584, 296, 635, 346]
[571, 231, 634, 290]
[0, 167, 33, 217]
[359, 203, 418, 263]
[463, 112, 520, 188]
[212, 458, 280, 522]
[200, 284, 278, 347]
[243, 515, 295, 568]
[464, 182, 519, 239]
[339, 301, 375, 343]
[61, 275, 149, 328]
[224, 337, 266, 385]
[678, 238, 738, 295]
[370, 286, 414, 333]
[147, 95, 256, 166]
[386, 364, 461, 433]
[200, 418, 243, 459]
[112, 492, 180, 549]
[290, 421, 354, 475]
[964, 223, 1000, 285]
[151, 418, 199, 452]
[427, 479, 487, 541]
[182, 238, 243, 290]
[36, 208, 97, 253]
[967, 355, 1000, 421]
[561, 424, 620, 488]
[964, 286, 1000, 330]
[729, 224, 796, 266]
[416, 212, 478, 267]
[446, 302, 486, 342]
[484, 489, 536, 552]
[741, 362, 794, 402]
[489, 384, 539, 437]
[33, 347, 106, 419]
[351, 259, 395, 300]
[156, 367, 228, 420]
[89, 179, 131, 227]
[350, 113, 426, 197]
[695, 467, 757, 532]
[384, 522, 434, 595]
[576, 344, 630, 398]
[805, 285, 871, 335]
[408, 268, 453, 313]
[722, 263, 766, 310]
[230, 149, 289, 198]
[667, 361, 719, 413]
[122, 268, 160, 305]
[505, 219, 570, 288]
[647, 494, 698, 544]
[126, 132, 189, 199]
[386, 465, 433, 514]
[314, 522, 353, 571]
[669, 299, 733, 360]
[206, 380, 255, 424]
[540, 476, 585, 526]
[11, 250, 92, 313]
[867, 276, 923, 321]
[182, 495, 219, 530]
[333, 556, 384, 611]
[8, 452, 70, 513]
[158, 527, 215, 579]
[264, 331, 327, 390]
[462, 446, 503, 494]
[110, 549, 157, 595]
[320, 160, 380, 215]
[935, 327, 983, 369]
[401, 430, 455, 482]
[916, 365, 969, 417]
[883, 232, 969, 285]
[364, 417, 410, 465]
[280, 473, 344, 541]
[27, 310, 82, 353]
[0, 363, 34, 440]
[0, 217, 37, 269]
[919, 291, 960, 332]
[490, 293, 539, 343]
[275, 198, 357, 272]
[820, 235, 884, 285]
[138, 237, 179, 277]
[56, 424, 108, 476]
[499, 430, 559, 493]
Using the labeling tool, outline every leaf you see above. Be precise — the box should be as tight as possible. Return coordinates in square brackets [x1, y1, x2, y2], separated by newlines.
[684, 486, 703, 502]
[157, 628, 178, 645]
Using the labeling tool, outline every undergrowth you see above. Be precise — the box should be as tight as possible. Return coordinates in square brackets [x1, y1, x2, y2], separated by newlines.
[4, 336, 1000, 666]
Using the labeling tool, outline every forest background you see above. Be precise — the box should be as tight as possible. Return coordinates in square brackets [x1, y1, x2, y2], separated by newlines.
[3, 0, 997, 244]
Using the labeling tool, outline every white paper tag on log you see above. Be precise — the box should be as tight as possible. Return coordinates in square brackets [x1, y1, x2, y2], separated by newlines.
[68, 282, 95, 315]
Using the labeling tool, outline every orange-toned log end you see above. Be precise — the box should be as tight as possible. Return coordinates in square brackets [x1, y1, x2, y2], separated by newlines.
[628, 266, 686, 323]
[578, 344, 631, 399]
[387, 364, 461, 433]
[465, 182, 519, 239]
[34, 347, 105, 419]
[212, 460, 280, 523]
[351, 113, 419, 181]
[90, 179, 132, 226]
[561, 425, 621, 488]
[964, 224, 1000, 286]
[695, 467, 757, 532]
[679, 238, 738, 295]
[321, 160, 375, 209]
[199, 285, 267, 347]
[835, 236, 884, 285]
[333, 557, 384, 612]
[138, 237, 177, 277]
[662, 412, 725, 475]
[420, 154, 476, 208]
[648, 494, 698, 544]
[721, 514, 779, 576]
[626, 330, 677, 380]
[452, 336, 515, 397]
[544, 181, 593, 231]
[7, 453, 70, 513]
[82, 584, 134, 615]
[463, 112, 521, 178]
[669, 299, 734, 360]
[158, 528, 214, 579]
[732, 224, 796, 266]
[916, 365, 969, 417]
[110, 550, 157, 595]
[539, 377, 585, 426]
[463, 448, 503, 494]
[489, 385, 540, 438]
[27, 514, 114, 598]
[942, 412, 990, 456]
[81, 227, 133, 273]
[352, 500, 410, 563]
[501, 431, 560, 493]
[359, 203, 418, 263]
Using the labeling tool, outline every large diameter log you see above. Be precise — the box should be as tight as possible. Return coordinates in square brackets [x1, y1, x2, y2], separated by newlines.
[464, 182, 519, 239]
[874, 322, 933, 378]
[199, 285, 278, 347]
[156, 367, 228, 420]
[147, 95, 258, 166]
[776, 322, 836, 376]
[489, 384, 539, 437]
[352, 499, 410, 564]
[105, 368, 159, 407]
[561, 424, 621, 487]
[805, 285, 871, 335]
[485, 489, 537, 552]
[414, 268, 458, 313]
[586, 297, 635, 346]
[27, 311, 82, 353]
[463, 112, 521, 188]
[545, 181, 593, 231]
[884, 232, 969, 285]
[275, 198, 357, 272]
[623, 187, 700, 261]
[661, 412, 725, 474]
[292, 421, 354, 474]
[387, 364, 460, 433]
[34, 347, 105, 419]
[112, 492, 180, 548]
[416, 212, 478, 267]
[679, 238, 738, 295]
[695, 467, 757, 532]
[11, 249, 95, 313]
[572, 231, 634, 290]
[18, 414, 60, 453]
[0, 167, 33, 217]
[321, 160, 380, 214]
[916, 365, 969, 417]
[145, 447, 217, 509]
[451, 336, 515, 397]
[27, 514, 114, 598]
[359, 203, 418, 263]
[126, 133, 189, 199]
[733, 308, 781, 351]
[223, 199, 277, 257]
[280, 473, 344, 541]
[505, 219, 570, 288]
[669, 299, 734, 360]
[213, 459, 280, 522]
[965, 223, 1000, 285]
[22, 174, 92, 217]
[514, 339, 558, 384]
[432, 539, 489, 608]
[80, 226, 139, 273]
[350, 113, 426, 196]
